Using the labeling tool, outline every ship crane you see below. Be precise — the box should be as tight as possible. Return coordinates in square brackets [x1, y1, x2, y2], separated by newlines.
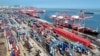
[50, 12, 71, 27]
[71, 10, 93, 34]
[50, 10, 94, 35]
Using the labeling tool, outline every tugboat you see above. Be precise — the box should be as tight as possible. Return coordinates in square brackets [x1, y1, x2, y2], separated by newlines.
[84, 12, 94, 14]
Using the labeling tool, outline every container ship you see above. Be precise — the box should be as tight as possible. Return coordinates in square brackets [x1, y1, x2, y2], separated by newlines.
[50, 10, 99, 36]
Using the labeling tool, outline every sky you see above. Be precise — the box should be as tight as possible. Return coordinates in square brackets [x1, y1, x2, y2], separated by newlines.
[0, 0, 100, 9]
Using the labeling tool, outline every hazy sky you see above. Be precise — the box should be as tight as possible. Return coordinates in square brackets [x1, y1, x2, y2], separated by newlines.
[0, 0, 100, 9]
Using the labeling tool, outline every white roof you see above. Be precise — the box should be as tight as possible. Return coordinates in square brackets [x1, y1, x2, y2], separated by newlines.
[64, 20, 68, 23]
[27, 9, 34, 11]
[43, 10, 46, 12]
[71, 15, 80, 19]
[19, 26, 22, 29]
[51, 15, 57, 18]
[57, 16, 64, 19]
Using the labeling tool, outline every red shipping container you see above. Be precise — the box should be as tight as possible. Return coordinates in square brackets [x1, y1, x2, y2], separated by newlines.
[52, 27, 91, 46]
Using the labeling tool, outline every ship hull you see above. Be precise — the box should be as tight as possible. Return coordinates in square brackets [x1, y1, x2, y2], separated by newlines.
[59, 23, 99, 36]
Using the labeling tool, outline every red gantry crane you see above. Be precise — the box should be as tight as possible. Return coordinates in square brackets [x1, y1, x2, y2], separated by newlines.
[19, 7, 45, 18]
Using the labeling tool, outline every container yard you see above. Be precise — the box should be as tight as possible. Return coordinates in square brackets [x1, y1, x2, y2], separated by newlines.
[0, 7, 100, 56]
